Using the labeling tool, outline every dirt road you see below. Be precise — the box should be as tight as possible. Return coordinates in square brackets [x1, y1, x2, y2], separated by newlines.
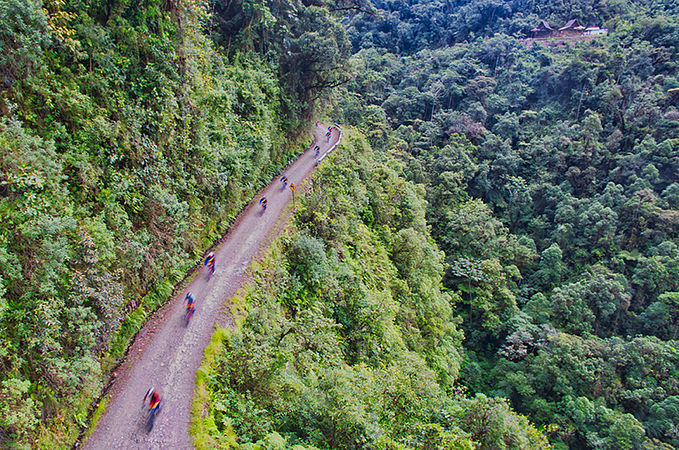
[81, 124, 340, 449]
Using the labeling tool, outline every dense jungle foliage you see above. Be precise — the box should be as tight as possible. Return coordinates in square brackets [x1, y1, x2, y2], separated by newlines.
[4, 0, 679, 449]
[333, 0, 679, 449]
[194, 132, 549, 449]
[0, 0, 349, 447]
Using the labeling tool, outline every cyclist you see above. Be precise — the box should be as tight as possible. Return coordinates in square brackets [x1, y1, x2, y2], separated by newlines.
[314, 145, 320, 157]
[280, 175, 288, 189]
[204, 252, 215, 278]
[143, 387, 162, 432]
[259, 196, 267, 213]
[185, 292, 195, 319]
[143, 387, 161, 411]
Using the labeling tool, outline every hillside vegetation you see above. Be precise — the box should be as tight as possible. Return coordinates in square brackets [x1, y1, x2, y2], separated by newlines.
[336, 0, 679, 448]
[0, 0, 346, 447]
[193, 131, 549, 449]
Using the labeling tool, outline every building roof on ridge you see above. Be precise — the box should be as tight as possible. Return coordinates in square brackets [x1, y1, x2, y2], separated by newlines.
[531, 20, 554, 31]
[560, 19, 585, 30]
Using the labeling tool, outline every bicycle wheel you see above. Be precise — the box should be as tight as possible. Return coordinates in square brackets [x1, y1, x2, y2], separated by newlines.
[145, 409, 156, 433]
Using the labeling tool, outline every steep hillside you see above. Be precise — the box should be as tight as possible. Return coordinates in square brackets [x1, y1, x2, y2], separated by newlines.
[193, 130, 550, 449]
[337, 1, 679, 448]
[0, 1, 345, 447]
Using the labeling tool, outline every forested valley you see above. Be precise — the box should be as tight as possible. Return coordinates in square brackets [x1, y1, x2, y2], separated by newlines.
[337, 0, 679, 448]
[1, 0, 679, 449]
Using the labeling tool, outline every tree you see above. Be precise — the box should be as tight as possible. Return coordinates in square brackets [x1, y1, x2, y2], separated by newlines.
[279, 6, 352, 114]
[455, 393, 551, 450]
[648, 396, 679, 447]
[640, 292, 679, 339]
[504, 175, 533, 232]
[439, 199, 505, 260]
[632, 255, 677, 306]
[661, 183, 679, 209]
[286, 234, 330, 298]
[450, 257, 488, 328]
[530, 243, 564, 292]
[550, 265, 631, 337]
[561, 396, 647, 450]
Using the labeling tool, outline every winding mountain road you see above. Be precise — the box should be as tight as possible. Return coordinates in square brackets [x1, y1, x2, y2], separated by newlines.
[81, 124, 340, 449]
